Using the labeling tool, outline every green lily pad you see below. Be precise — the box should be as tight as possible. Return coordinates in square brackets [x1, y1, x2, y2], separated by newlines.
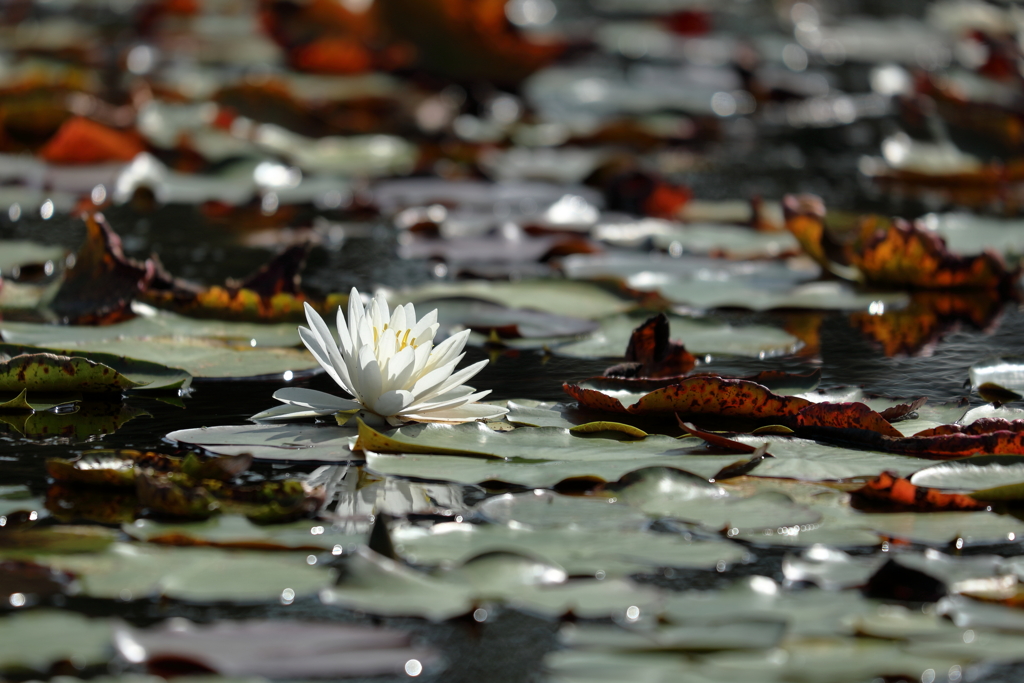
[0, 389, 79, 412]
[391, 521, 748, 577]
[168, 424, 358, 461]
[0, 353, 142, 393]
[386, 280, 635, 320]
[0, 525, 117, 557]
[861, 511, 1024, 546]
[0, 343, 190, 391]
[0, 240, 67, 274]
[41, 542, 336, 602]
[506, 400, 592, 429]
[476, 490, 651, 531]
[0, 308, 301, 347]
[560, 619, 787, 652]
[321, 546, 664, 621]
[0, 485, 46, 520]
[0, 610, 112, 672]
[366, 451, 731, 488]
[556, 313, 800, 359]
[0, 338, 317, 381]
[125, 515, 361, 552]
[910, 460, 1024, 492]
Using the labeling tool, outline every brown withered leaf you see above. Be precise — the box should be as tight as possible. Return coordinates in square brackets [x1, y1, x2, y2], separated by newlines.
[603, 313, 696, 379]
[850, 471, 989, 512]
[565, 376, 812, 421]
[794, 402, 903, 438]
[49, 213, 156, 324]
[135, 471, 220, 520]
[853, 217, 1015, 290]
[0, 559, 77, 599]
[46, 483, 138, 524]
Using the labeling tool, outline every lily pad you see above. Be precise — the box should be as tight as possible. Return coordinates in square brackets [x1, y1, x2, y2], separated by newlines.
[910, 460, 1024, 492]
[0, 353, 142, 393]
[0, 240, 67, 275]
[391, 521, 748, 577]
[556, 313, 801, 359]
[477, 490, 651, 531]
[0, 402, 149, 441]
[861, 511, 1024, 546]
[969, 357, 1024, 399]
[113, 619, 438, 678]
[0, 344, 190, 391]
[0, 338, 318, 381]
[0, 610, 112, 672]
[125, 515, 361, 552]
[321, 546, 664, 621]
[41, 542, 337, 602]
[168, 424, 358, 461]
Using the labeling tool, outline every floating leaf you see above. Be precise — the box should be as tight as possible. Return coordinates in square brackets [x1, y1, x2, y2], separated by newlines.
[41, 542, 336, 602]
[0, 401, 148, 441]
[569, 421, 648, 439]
[113, 620, 438, 678]
[0, 611, 113, 673]
[0, 525, 117, 557]
[851, 471, 989, 512]
[169, 424, 358, 461]
[39, 116, 143, 163]
[0, 353, 143, 393]
[0, 344, 190, 391]
[125, 515, 358, 552]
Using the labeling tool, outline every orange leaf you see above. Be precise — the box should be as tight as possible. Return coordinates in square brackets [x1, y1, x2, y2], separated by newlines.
[562, 383, 629, 414]
[795, 402, 903, 437]
[39, 117, 144, 164]
[851, 471, 989, 512]
[627, 377, 811, 418]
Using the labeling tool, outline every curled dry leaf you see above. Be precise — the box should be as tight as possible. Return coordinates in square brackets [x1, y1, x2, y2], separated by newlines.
[851, 471, 990, 513]
[49, 212, 157, 324]
[603, 313, 696, 379]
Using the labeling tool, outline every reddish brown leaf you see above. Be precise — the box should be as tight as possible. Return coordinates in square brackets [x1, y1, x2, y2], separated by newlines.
[854, 217, 1014, 289]
[290, 37, 374, 74]
[677, 419, 758, 453]
[795, 402, 903, 438]
[851, 471, 989, 512]
[604, 313, 696, 379]
[49, 212, 156, 324]
[562, 383, 629, 414]
[914, 419, 1024, 438]
[628, 377, 812, 418]
[38, 116, 144, 164]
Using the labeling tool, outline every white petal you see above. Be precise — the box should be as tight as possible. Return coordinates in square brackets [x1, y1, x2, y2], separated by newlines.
[357, 345, 383, 405]
[377, 327, 397, 365]
[390, 304, 407, 333]
[383, 345, 416, 393]
[374, 389, 414, 416]
[272, 387, 361, 412]
[298, 326, 345, 390]
[401, 401, 508, 423]
[347, 287, 364, 349]
[422, 329, 470, 374]
[303, 302, 354, 392]
[411, 340, 433, 377]
[409, 354, 464, 400]
[409, 308, 438, 342]
[335, 305, 354, 356]
[251, 403, 334, 421]
[374, 291, 390, 326]
[417, 359, 489, 404]
[406, 386, 482, 413]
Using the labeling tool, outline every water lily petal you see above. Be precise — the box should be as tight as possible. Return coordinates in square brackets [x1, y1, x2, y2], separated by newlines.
[335, 305, 354, 356]
[417, 359, 490, 404]
[374, 389, 414, 416]
[409, 308, 438, 344]
[406, 387, 486, 414]
[401, 401, 509, 423]
[272, 387, 361, 412]
[357, 344, 383, 405]
[409, 354, 465, 400]
[298, 325, 345, 389]
[347, 287, 363, 349]
[250, 403, 334, 421]
[390, 304, 407, 333]
[303, 303, 354, 392]
[384, 346, 416, 393]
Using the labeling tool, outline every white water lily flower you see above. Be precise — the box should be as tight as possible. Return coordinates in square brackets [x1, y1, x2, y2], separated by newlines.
[253, 288, 508, 426]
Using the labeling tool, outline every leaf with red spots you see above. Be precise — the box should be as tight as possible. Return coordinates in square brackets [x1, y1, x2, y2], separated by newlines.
[38, 117, 145, 164]
[795, 402, 903, 438]
[565, 376, 812, 421]
[851, 471, 989, 512]
[603, 313, 696, 379]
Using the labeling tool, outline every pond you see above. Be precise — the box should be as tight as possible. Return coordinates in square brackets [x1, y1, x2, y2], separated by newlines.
[4, 1, 1024, 682]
